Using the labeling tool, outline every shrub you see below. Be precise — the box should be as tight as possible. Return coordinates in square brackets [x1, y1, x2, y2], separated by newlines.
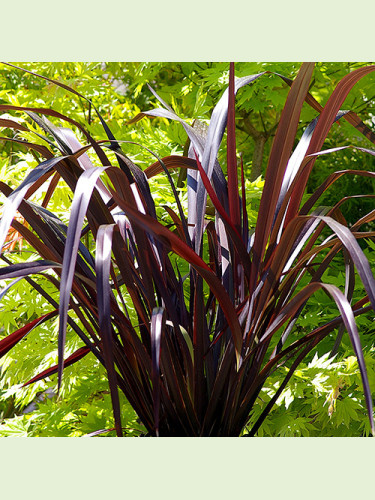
[1, 62, 375, 436]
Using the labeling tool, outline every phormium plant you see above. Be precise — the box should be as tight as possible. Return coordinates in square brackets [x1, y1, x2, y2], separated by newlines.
[1, 62, 375, 436]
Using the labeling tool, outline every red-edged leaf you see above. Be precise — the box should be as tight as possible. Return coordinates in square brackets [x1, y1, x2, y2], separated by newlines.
[227, 62, 241, 232]
[285, 65, 375, 223]
[194, 152, 251, 278]
[0, 156, 69, 254]
[0, 311, 57, 358]
[144, 156, 197, 179]
[22, 346, 91, 386]
[251, 63, 315, 289]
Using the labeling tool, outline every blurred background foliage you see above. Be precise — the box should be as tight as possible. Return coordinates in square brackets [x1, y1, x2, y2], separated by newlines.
[0, 62, 374, 436]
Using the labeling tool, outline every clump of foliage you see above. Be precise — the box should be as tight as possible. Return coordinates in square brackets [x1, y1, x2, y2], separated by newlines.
[246, 350, 375, 436]
[1, 62, 375, 436]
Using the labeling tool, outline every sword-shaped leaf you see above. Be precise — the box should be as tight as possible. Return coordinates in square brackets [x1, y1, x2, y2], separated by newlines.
[96, 223, 123, 437]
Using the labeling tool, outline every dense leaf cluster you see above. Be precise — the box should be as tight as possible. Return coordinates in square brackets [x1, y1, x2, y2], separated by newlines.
[1, 62, 375, 436]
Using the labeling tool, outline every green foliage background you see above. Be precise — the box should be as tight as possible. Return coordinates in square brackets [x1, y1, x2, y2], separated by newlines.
[0, 62, 374, 436]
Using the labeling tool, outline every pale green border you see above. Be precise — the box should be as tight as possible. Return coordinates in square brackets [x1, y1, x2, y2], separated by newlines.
[2, 1, 375, 498]
[1, 1, 375, 61]
[1, 438, 374, 497]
